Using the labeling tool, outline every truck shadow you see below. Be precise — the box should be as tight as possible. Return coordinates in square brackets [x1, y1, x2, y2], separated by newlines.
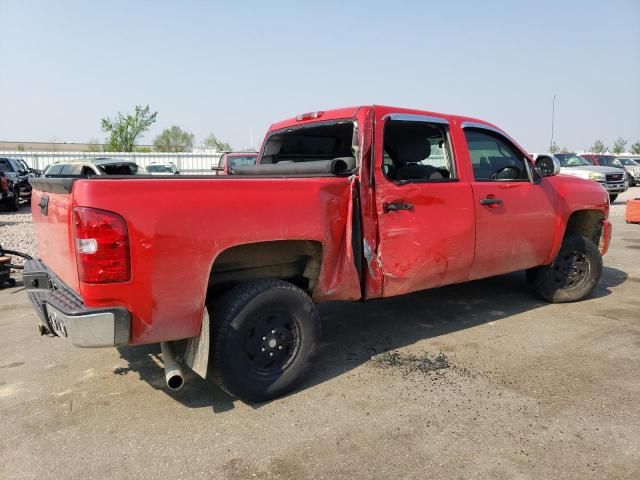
[114, 266, 627, 412]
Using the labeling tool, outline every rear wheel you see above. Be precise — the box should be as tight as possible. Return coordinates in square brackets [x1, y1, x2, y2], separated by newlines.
[211, 279, 320, 402]
[527, 234, 602, 303]
[609, 194, 618, 203]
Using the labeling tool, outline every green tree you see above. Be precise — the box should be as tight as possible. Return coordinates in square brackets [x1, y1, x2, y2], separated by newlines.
[101, 105, 157, 152]
[612, 137, 627, 155]
[630, 141, 640, 155]
[560, 145, 570, 153]
[549, 141, 559, 153]
[204, 133, 232, 152]
[16, 144, 25, 152]
[154, 125, 195, 152]
[590, 140, 606, 153]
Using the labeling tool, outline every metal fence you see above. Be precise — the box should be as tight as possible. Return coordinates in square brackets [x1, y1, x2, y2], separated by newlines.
[0, 151, 222, 175]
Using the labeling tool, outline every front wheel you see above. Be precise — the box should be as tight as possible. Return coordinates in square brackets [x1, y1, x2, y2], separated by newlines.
[527, 234, 602, 303]
[609, 194, 618, 203]
[211, 279, 320, 402]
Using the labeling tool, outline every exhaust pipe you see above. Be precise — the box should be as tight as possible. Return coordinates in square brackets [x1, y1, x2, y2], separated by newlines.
[160, 342, 184, 391]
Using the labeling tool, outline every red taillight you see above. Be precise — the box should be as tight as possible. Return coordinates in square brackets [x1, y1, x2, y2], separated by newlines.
[0, 176, 7, 193]
[73, 207, 130, 284]
[296, 111, 324, 121]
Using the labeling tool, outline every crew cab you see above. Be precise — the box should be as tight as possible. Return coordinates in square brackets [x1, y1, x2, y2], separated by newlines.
[25, 106, 612, 402]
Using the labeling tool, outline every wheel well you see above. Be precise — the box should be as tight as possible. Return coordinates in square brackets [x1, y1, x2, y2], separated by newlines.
[564, 210, 604, 245]
[207, 240, 323, 299]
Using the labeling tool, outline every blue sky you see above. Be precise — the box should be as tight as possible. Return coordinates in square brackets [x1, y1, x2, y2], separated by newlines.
[1, 0, 638, 151]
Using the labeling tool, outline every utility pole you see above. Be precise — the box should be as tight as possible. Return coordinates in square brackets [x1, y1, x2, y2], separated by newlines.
[549, 94, 556, 150]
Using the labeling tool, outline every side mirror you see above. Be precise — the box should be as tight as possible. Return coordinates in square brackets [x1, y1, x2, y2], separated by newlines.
[174, 171, 180, 175]
[535, 155, 561, 177]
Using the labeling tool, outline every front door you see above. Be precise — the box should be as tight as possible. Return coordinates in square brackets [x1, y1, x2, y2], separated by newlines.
[462, 125, 557, 279]
[373, 113, 475, 297]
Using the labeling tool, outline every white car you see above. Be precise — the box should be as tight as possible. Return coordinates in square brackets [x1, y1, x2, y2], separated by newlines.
[145, 163, 179, 175]
[532, 153, 628, 202]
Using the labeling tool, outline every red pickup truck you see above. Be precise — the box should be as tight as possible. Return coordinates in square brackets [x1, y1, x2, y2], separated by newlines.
[25, 105, 612, 402]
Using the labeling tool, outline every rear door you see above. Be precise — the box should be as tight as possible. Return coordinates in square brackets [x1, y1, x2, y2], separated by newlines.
[461, 123, 556, 279]
[373, 111, 476, 297]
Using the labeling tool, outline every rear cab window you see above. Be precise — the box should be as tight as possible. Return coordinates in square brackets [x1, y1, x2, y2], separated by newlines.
[260, 121, 356, 168]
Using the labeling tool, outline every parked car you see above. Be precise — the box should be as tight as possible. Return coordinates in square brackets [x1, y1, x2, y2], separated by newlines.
[212, 152, 258, 175]
[0, 157, 33, 207]
[145, 163, 180, 175]
[42, 158, 141, 177]
[0, 171, 21, 211]
[26, 105, 612, 403]
[613, 157, 640, 186]
[533, 152, 628, 202]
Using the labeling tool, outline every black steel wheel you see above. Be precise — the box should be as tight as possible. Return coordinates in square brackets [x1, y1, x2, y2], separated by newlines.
[551, 250, 590, 290]
[211, 279, 320, 402]
[527, 234, 602, 303]
[244, 310, 301, 374]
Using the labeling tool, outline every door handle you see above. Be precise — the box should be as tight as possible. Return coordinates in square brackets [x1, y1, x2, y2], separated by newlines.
[480, 197, 503, 206]
[384, 202, 413, 213]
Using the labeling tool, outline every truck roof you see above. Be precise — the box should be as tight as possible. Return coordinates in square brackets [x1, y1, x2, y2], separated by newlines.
[266, 104, 513, 148]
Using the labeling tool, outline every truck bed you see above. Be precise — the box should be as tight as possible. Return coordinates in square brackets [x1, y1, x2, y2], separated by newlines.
[30, 175, 362, 344]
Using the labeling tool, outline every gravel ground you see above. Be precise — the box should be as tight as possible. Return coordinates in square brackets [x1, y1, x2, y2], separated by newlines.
[0, 205, 36, 260]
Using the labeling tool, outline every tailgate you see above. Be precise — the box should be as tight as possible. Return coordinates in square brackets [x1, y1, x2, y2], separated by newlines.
[30, 178, 79, 292]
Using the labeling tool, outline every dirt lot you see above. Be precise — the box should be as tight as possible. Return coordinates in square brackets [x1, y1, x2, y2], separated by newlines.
[1, 190, 639, 479]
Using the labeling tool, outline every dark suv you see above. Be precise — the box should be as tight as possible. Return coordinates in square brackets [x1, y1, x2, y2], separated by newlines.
[0, 157, 34, 210]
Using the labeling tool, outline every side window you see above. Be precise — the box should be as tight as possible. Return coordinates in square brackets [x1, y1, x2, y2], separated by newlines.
[60, 164, 82, 175]
[46, 164, 63, 175]
[382, 120, 455, 181]
[464, 129, 529, 181]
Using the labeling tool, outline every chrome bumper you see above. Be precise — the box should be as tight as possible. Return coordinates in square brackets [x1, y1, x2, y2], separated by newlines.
[23, 259, 130, 347]
[600, 182, 627, 193]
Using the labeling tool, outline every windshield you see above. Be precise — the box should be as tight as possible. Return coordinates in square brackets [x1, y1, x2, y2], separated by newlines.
[228, 155, 257, 167]
[146, 164, 173, 173]
[596, 156, 617, 166]
[17, 159, 30, 172]
[618, 158, 639, 166]
[555, 154, 590, 167]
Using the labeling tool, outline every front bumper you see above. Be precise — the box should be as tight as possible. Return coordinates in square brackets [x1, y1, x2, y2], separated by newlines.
[23, 260, 130, 347]
[599, 181, 628, 193]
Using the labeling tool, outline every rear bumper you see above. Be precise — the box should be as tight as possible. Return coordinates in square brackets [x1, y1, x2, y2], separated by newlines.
[23, 259, 130, 347]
